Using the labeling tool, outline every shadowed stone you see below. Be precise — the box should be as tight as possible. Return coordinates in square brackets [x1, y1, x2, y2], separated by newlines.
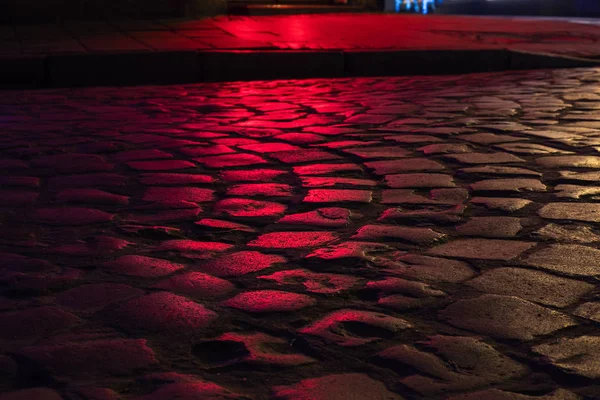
[124, 208, 202, 224]
[134, 379, 240, 400]
[533, 336, 600, 379]
[194, 332, 315, 368]
[65, 387, 121, 400]
[466, 268, 593, 307]
[32, 154, 113, 173]
[379, 336, 528, 395]
[56, 189, 129, 205]
[128, 160, 195, 171]
[30, 207, 114, 225]
[57, 283, 144, 312]
[0, 388, 64, 400]
[0, 306, 81, 341]
[140, 173, 214, 185]
[367, 277, 445, 310]
[440, 294, 575, 340]
[20, 339, 158, 379]
[447, 389, 580, 400]
[272, 374, 403, 400]
[109, 292, 218, 335]
[102, 255, 185, 278]
[48, 173, 127, 190]
[0, 190, 38, 206]
[299, 309, 412, 347]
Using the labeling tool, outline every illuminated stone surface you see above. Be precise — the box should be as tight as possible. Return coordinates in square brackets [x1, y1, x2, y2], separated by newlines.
[152, 272, 235, 298]
[200, 251, 285, 277]
[3, 69, 600, 398]
[429, 239, 535, 260]
[532, 336, 600, 379]
[223, 290, 316, 313]
[440, 295, 576, 340]
[248, 231, 338, 249]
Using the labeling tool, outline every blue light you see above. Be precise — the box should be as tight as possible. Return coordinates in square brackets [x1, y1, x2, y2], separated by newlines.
[394, 0, 443, 14]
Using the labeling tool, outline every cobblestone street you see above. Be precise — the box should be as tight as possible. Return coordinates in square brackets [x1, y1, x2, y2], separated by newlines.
[2, 68, 600, 399]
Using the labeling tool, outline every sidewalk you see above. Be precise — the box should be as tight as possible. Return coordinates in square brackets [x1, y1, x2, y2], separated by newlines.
[2, 13, 600, 88]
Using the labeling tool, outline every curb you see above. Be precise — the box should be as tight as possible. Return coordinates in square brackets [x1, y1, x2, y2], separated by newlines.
[1, 49, 598, 89]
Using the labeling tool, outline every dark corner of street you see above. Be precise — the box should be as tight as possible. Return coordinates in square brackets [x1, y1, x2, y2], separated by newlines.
[1, 0, 600, 399]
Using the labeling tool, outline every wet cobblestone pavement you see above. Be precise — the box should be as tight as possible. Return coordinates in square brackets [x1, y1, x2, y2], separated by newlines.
[2, 68, 600, 399]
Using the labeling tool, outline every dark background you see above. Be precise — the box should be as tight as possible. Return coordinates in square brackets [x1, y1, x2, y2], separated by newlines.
[437, 0, 600, 17]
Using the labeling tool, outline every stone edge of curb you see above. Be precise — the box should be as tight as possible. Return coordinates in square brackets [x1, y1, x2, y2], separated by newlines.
[0, 49, 598, 89]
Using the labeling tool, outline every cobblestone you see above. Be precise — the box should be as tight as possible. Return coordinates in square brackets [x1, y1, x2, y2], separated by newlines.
[3, 69, 600, 399]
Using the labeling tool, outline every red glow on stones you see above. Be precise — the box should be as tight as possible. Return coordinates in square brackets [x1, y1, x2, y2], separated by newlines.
[220, 169, 287, 182]
[227, 183, 292, 197]
[157, 240, 234, 253]
[152, 272, 235, 298]
[201, 251, 286, 277]
[248, 231, 338, 249]
[259, 269, 360, 294]
[215, 198, 287, 218]
[143, 187, 214, 203]
[222, 290, 316, 313]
